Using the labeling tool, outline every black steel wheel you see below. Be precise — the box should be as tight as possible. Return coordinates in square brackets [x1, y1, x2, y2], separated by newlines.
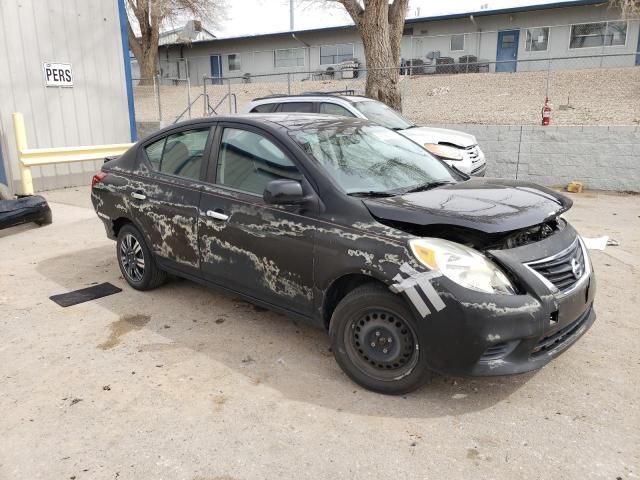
[330, 283, 430, 394]
[116, 223, 166, 290]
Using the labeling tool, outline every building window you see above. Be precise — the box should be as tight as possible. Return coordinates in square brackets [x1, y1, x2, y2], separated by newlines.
[274, 48, 305, 68]
[228, 54, 241, 71]
[570, 21, 627, 49]
[450, 34, 465, 52]
[320, 43, 354, 65]
[525, 27, 549, 51]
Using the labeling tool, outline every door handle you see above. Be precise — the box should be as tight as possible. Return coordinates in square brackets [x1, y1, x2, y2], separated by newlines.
[206, 210, 229, 221]
[131, 191, 146, 200]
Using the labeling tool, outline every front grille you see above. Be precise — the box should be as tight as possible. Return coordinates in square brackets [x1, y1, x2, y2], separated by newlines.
[526, 239, 586, 292]
[465, 145, 482, 164]
[531, 305, 592, 357]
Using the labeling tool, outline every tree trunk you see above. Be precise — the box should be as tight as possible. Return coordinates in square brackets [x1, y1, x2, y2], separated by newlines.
[338, 0, 409, 111]
[137, 49, 158, 86]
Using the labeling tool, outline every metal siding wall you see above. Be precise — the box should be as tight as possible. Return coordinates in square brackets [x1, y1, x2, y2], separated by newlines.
[0, 0, 131, 193]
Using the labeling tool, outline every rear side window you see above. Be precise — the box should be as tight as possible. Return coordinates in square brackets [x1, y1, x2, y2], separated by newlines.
[216, 128, 301, 195]
[250, 103, 275, 113]
[144, 128, 210, 181]
[278, 102, 314, 113]
[319, 102, 355, 117]
[144, 138, 165, 170]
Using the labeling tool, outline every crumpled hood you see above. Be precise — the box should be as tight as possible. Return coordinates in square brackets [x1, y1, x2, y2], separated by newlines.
[398, 126, 477, 148]
[363, 178, 572, 234]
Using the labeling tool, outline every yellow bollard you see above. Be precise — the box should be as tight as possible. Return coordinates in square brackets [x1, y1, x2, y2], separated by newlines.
[13, 112, 34, 195]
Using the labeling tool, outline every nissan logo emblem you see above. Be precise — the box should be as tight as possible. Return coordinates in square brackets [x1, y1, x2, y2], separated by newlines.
[571, 257, 583, 279]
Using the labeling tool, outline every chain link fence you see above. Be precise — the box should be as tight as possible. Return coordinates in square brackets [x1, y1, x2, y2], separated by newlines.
[134, 51, 640, 129]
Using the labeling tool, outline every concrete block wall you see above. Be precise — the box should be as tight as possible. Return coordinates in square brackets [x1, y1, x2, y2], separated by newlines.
[438, 124, 640, 192]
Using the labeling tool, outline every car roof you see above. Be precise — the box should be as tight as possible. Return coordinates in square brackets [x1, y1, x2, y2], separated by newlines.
[149, 113, 373, 140]
[250, 94, 372, 104]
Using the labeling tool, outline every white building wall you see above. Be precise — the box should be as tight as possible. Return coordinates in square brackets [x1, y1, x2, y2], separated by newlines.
[0, 0, 132, 192]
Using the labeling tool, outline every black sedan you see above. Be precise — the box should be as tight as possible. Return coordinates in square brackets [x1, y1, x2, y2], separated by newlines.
[91, 114, 596, 394]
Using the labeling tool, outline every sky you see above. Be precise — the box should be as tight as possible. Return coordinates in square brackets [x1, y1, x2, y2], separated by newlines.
[210, 0, 577, 38]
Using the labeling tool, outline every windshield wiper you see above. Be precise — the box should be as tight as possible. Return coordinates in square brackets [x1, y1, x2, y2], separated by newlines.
[348, 190, 398, 198]
[403, 180, 455, 194]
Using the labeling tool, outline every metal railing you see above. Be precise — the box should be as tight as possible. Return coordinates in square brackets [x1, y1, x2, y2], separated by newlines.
[13, 112, 132, 194]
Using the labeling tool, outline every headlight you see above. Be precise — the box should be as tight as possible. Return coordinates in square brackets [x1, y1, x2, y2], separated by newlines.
[409, 238, 516, 294]
[424, 143, 465, 161]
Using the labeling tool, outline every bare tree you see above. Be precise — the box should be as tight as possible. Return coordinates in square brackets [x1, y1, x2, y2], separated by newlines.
[333, 0, 410, 110]
[126, 0, 225, 84]
[609, 0, 640, 17]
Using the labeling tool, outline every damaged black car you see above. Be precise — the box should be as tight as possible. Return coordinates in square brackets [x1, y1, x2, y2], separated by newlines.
[91, 115, 596, 394]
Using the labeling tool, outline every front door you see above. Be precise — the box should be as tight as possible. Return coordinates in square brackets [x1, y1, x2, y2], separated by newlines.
[198, 124, 315, 315]
[210, 55, 222, 85]
[134, 126, 214, 274]
[496, 30, 520, 73]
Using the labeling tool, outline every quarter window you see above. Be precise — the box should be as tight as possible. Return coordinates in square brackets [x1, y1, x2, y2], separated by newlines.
[228, 54, 241, 71]
[145, 128, 210, 181]
[450, 34, 465, 52]
[320, 43, 354, 65]
[525, 27, 549, 51]
[319, 103, 355, 117]
[570, 21, 627, 48]
[216, 128, 301, 195]
[274, 48, 305, 68]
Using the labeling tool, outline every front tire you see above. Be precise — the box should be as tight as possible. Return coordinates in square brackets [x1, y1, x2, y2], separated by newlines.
[329, 283, 431, 395]
[116, 224, 166, 290]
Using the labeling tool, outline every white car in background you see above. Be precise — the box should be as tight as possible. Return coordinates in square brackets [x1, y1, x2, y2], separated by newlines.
[244, 93, 486, 176]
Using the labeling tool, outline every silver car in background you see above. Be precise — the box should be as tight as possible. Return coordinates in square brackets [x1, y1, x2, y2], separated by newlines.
[244, 93, 486, 176]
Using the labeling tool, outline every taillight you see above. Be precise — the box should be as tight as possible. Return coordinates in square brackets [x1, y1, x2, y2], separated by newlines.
[92, 171, 107, 188]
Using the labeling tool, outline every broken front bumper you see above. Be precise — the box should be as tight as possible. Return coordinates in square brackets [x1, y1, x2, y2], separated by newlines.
[409, 225, 596, 377]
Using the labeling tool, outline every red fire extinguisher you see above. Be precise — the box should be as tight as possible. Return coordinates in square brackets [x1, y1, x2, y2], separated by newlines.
[542, 96, 551, 126]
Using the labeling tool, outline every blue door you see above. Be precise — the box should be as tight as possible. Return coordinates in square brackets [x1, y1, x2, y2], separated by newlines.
[496, 30, 519, 72]
[210, 55, 222, 84]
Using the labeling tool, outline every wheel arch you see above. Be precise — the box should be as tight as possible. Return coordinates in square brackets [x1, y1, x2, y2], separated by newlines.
[321, 272, 389, 330]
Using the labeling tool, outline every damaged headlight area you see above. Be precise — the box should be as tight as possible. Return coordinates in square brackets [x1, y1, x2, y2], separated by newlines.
[424, 143, 464, 161]
[409, 238, 516, 295]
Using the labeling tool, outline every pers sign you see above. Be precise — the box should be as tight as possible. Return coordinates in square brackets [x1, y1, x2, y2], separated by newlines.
[43, 62, 73, 87]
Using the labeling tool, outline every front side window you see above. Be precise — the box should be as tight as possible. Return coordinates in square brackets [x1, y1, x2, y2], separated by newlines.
[290, 124, 455, 195]
[144, 128, 210, 181]
[525, 27, 549, 51]
[278, 102, 314, 113]
[319, 103, 355, 117]
[274, 48, 305, 68]
[450, 34, 465, 52]
[216, 128, 301, 195]
[570, 21, 627, 48]
[353, 100, 414, 130]
[320, 43, 354, 65]
[228, 54, 241, 71]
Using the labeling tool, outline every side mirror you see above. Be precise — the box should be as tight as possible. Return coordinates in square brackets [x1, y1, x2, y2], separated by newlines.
[263, 179, 305, 205]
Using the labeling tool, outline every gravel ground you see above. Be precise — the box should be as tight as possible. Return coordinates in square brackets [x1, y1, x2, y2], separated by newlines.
[134, 67, 640, 126]
[0, 187, 638, 479]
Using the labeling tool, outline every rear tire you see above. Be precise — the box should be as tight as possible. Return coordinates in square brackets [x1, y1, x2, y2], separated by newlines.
[329, 283, 430, 395]
[116, 224, 166, 290]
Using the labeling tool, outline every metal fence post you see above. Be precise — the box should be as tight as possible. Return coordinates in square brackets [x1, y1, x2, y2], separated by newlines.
[227, 79, 232, 114]
[287, 73, 291, 95]
[203, 77, 208, 116]
[187, 75, 192, 120]
[154, 75, 162, 123]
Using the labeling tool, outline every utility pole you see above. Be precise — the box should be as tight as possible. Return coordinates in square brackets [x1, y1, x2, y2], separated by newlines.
[290, 0, 294, 30]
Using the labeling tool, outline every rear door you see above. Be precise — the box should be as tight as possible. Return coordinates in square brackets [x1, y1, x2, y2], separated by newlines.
[197, 123, 316, 315]
[134, 125, 214, 274]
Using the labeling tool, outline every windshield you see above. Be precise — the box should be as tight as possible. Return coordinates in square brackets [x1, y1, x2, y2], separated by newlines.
[289, 123, 456, 195]
[353, 100, 414, 130]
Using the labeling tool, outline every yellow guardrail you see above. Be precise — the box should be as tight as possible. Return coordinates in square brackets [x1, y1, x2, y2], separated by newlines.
[13, 112, 134, 195]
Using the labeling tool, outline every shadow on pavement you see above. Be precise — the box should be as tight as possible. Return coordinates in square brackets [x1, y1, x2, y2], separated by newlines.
[37, 245, 537, 419]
